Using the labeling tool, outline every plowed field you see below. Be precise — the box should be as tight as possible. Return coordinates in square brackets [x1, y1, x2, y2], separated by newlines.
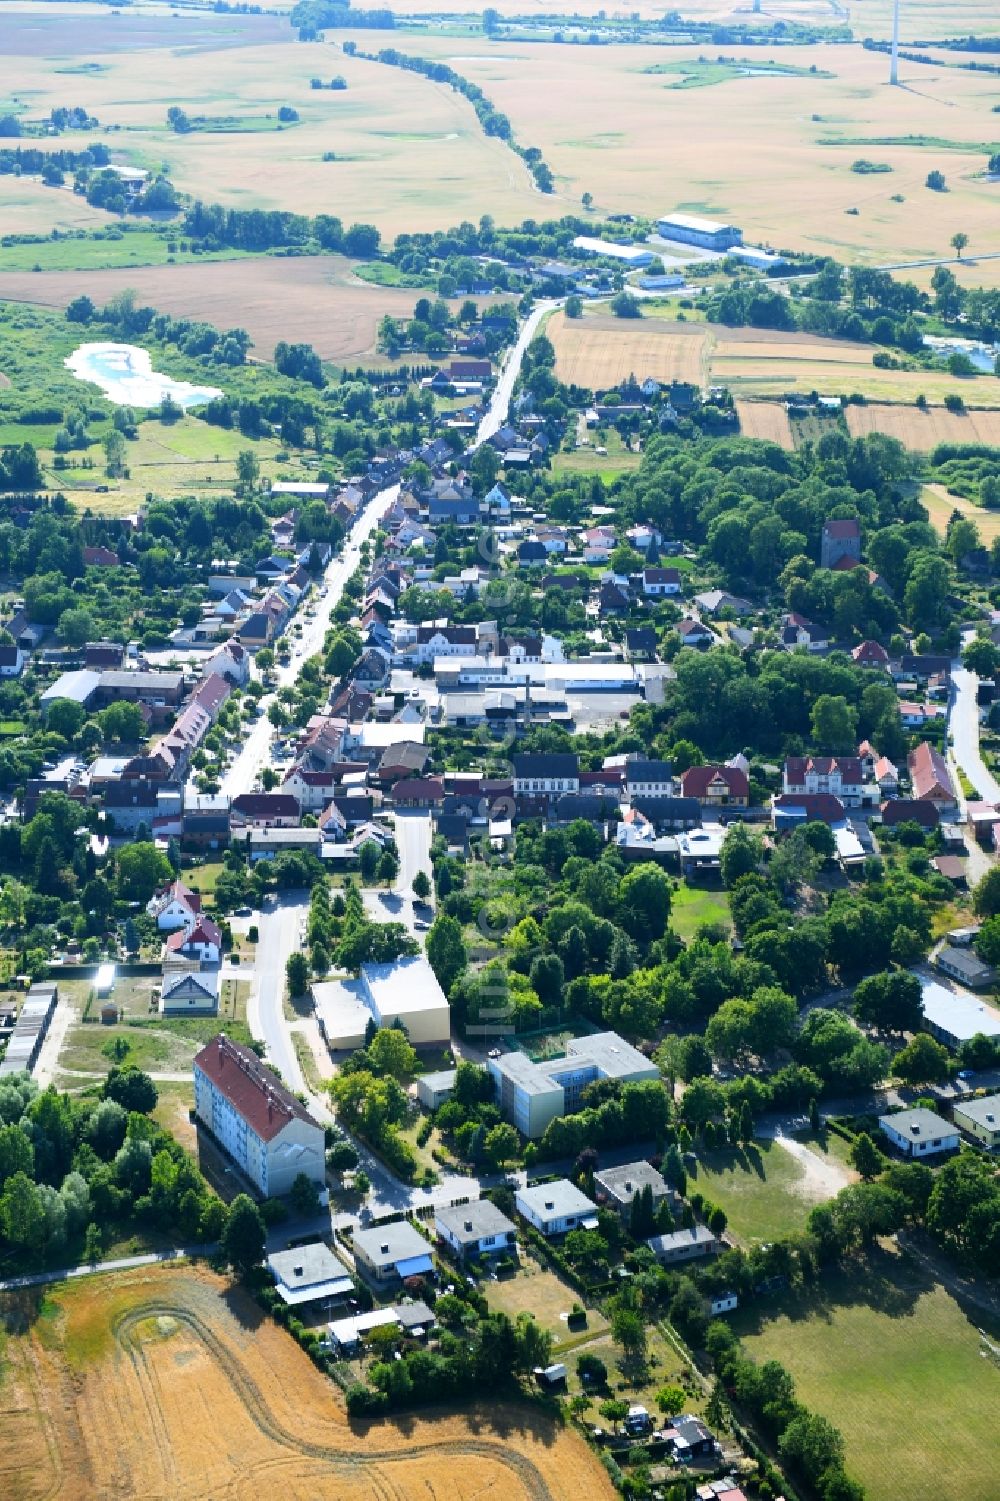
[0, 1263, 612, 1501]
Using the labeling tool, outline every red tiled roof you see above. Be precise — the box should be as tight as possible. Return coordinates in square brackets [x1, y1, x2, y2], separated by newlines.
[908, 741, 955, 802]
[681, 764, 749, 798]
[166, 915, 222, 951]
[194, 1034, 319, 1142]
[824, 518, 860, 539]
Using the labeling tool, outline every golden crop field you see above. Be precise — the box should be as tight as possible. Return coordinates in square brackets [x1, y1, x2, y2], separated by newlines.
[0, 1263, 613, 1501]
[921, 482, 1000, 542]
[0, 256, 430, 362]
[735, 399, 795, 449]
[847, 403, 1000, 450]
[0, 177, 112, 237]
[548, 309, 709, 386]
[548, 309, 1000, 406]
[395, 36, 1000, 264]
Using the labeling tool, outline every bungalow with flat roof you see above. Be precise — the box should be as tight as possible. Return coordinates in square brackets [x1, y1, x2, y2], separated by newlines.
[267, 1242, 353, 1307]
[646, 1225, 719, 1263]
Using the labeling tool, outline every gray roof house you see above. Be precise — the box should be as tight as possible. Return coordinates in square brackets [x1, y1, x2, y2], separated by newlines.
[646, 1225, 719, 1263]
[352, 1220, 435, 1283]
[594, 1160, 672, 1218]
[267, 1242, 354, 1306]
[434, 1200, 517, 1259]
[515, 1179, 598, 1237]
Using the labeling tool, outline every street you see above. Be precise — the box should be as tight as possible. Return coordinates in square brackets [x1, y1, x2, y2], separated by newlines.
[948, 662, 1000, 804]
[239, 305, 560, 1222]
[217, 481, 400, 799]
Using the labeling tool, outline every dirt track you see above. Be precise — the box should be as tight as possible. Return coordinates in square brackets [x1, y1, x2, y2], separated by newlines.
[0, 1263, 612, 1501]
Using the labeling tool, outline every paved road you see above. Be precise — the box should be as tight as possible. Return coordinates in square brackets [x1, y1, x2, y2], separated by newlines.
[949, 662, 1000, 804]
[0, 1246, 204, 1293]
[475, 299, 560, 445]
[217, 481, 400, 799]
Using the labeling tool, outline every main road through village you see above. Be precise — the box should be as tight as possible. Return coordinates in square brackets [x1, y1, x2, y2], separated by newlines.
[237, 300, 559, 1220]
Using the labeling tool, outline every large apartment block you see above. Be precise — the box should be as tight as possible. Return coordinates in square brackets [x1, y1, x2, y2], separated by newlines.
[193, 1033, 325, 1197]
[488, 1031, 659, 1139]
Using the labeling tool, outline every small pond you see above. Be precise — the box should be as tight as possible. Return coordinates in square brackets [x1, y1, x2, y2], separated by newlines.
[65, 342, 223, 408]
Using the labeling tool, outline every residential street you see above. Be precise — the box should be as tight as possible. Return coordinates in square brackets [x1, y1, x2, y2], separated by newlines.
[217, 481, 400, 799]
[949, 662, 1000, 804]
[240, 307, 560, 1222]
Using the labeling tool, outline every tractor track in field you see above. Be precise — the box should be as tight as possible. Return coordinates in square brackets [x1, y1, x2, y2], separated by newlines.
[112, 1299, 557, 1501]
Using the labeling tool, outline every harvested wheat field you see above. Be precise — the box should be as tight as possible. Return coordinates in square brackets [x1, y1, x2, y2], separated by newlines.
[920, 483, 1000, 543]
[406, 37, 1000, 263]
[846, 403, 1000, 452]
[0, 1262, 612, 1501]
[0, 258, 434, 363]
[736, 400, 794, 450]
[548, 309, 708, 388]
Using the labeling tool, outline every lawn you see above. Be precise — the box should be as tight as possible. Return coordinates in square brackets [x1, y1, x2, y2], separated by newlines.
[486, 1263, 608, 1346]
[740, 1248, 1000, 1501]
[687, 1131, 856, 1244]
[669, 883, 731, 943]
[0, 226, 252, 274]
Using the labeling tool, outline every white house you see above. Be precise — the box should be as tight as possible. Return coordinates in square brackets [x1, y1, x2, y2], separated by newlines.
[146, 879, 202, 933]
[583, 527, 616, 564]
[161, 969, 220, 1016]
[434, 1200, 517, 1261]
[164, 915, 222, 966]
[515, 1180, 598, 1237]
[878, 1107, 959, 1158]
[642, 567, 682, 597]
[624, 760, 674, 800]
[783, 756, 867, 807]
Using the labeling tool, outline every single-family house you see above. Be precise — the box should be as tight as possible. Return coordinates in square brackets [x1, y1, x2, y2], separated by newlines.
[781, 613, 829, 652]
[676, 618, 715, 649]
[624, 760, 674, 800]
[642, 567, 682, 597]
[160, 969, 220, 1016]
[879, 1107, 958, 1158]
[434, 1200, 517, 1261]
[515, 1180, 598, 1237]
[146, 879, 201, 933]
[352, 1221, 435, 1284]
[164, 915, 222, 966]
[908, 742, 957, 812]
[594, 1160, 671, 1221]
[680, 764, 749, 807]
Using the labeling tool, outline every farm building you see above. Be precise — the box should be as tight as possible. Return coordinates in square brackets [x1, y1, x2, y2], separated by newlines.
[571, 236, 657, 267]
[914, 974, 1000, 1048]
[657, 212, 742, 250]
[879, 1108, 959, 1158]
[193, 1033, 325, 1196]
